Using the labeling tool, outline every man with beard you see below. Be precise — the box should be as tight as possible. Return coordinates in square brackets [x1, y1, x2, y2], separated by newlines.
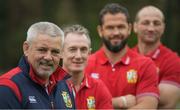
[0, 22, 75, 109]
[132, 6, 180, 108]
[85, 3, 159, 109]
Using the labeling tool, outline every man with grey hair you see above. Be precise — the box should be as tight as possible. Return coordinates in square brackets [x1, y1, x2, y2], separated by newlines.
[62, 24, 113, 109]
[0, 22, 75, 109]
[132, 5, 180, 108]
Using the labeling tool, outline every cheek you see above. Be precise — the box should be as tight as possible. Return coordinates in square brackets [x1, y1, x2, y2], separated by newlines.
[102, 30, 111, 36]
[63, 55, 72, 64]
[27, 57, 40, 69]
[27, 53, 38, 63]
[82, 55, 89, 62]
[138, 25, 146, 31]
[137, 27, 145, 34]
[53, 56, 61, 64]
[159, 28, 164, 34]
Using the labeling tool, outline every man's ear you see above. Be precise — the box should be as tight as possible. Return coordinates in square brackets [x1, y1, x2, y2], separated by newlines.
[88, 48, 92, 55]
[97, 25, 103, 38]
[133, 22, 137, 33]
[128, 23, 132, 35]
[23, 41, 30, 56]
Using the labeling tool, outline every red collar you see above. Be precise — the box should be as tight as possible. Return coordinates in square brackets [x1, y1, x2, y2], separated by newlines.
[29, 65, 67, 94]
[66, 74, 91, 92]
[134, 44, 162, 60]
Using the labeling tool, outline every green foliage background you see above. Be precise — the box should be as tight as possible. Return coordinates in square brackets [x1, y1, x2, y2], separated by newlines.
[0, 0, 180, 72]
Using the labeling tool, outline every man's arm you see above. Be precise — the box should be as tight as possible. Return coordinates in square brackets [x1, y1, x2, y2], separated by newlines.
[0, 86, 21, 109]
[96, 80, 113, 109]
[112, 94, 136, 109]
[130, 58, 159, 109]
[158, 83, 180, 108]
[130, 96, 158, 109]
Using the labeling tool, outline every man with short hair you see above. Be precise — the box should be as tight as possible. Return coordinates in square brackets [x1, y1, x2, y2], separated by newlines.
[133, 5, 180, 108]
[62, 24, 113, 109]
[85, 3, 159, 109]
[0, 22, 75, 109]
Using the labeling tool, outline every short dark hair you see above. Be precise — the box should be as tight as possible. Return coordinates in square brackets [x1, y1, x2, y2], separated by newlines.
[99, 3, 130, 25]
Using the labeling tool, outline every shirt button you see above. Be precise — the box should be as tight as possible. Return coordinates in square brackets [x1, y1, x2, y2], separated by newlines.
[112, 68, 115, 72]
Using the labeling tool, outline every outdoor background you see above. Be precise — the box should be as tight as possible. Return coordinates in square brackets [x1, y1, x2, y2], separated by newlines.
[0, 0, 180, 72]
[0, 0, 180, 108]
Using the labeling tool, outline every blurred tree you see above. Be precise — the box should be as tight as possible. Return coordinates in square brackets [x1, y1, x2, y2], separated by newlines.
[0, 0, 179, 73]
[163, 0, 180, 53]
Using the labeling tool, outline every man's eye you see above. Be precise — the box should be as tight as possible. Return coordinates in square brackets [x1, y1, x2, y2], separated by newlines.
[154, 21, 161, 26]
[141, 21, 150, 25]
[106, 26, 114, 30]
[69, 48, 76, 52]
[117, 25, 126, 29]
[38, 48, 46, 52]
[52, 50, 60, 54]
[81, 48, 88, 53]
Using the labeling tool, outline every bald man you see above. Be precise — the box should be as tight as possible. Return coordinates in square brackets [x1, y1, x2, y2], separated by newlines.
[132, 5, 180, 109]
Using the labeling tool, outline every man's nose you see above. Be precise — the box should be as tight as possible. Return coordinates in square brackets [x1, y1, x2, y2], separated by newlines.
[147, 22, 156, 31]
[113, 27, 120, 35]
[74, 50, 82, 58]
[44, 51, 53, 60]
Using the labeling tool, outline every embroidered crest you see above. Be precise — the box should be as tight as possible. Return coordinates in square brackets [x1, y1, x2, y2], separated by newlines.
[61, 91, 72, 108]
[87, 96, 95, 110]
[126, 69, 138, 83]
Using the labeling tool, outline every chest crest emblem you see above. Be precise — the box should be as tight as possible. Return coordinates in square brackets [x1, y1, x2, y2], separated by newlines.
[126, 69, 138, 83]
[87, 96, 95, 110]
[61, 91, 72, 108]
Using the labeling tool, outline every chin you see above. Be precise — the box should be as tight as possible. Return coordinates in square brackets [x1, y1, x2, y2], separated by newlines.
[38, 69, 53, 76]
[144, 40, 157, 44]
[71, 68, 83, 74]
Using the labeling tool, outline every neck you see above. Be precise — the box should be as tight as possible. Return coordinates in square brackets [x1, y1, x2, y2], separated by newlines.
[103, 45, 127, 65]
[138, 41, 161, 55]
[44, 79, 50, 87]
[69, 71, 84, 91]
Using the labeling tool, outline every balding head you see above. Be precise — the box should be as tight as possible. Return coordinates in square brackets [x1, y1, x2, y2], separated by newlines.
[135, 5, 165, 23]
[133, 5, 165, 45]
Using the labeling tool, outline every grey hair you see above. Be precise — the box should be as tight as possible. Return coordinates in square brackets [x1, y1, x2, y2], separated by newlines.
[63, 24, 91, 46]
[27, 21, 64, 47]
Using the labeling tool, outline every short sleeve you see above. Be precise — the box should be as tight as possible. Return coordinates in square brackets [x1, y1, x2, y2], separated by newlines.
[136, 59, 159, 99]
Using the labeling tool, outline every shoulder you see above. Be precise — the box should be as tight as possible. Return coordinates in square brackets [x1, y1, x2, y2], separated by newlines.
[88, 49, 104, 60]
[159, 45, 180, 64]
[0, 78, 22, 102]
[87, 76, 111, 96]
[160, 45, 179, 58]
[87, 76, 105, 88]
[128, 49, 154, 65]
[0, 67, 22, 79]
[0, 67, 22, 102]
